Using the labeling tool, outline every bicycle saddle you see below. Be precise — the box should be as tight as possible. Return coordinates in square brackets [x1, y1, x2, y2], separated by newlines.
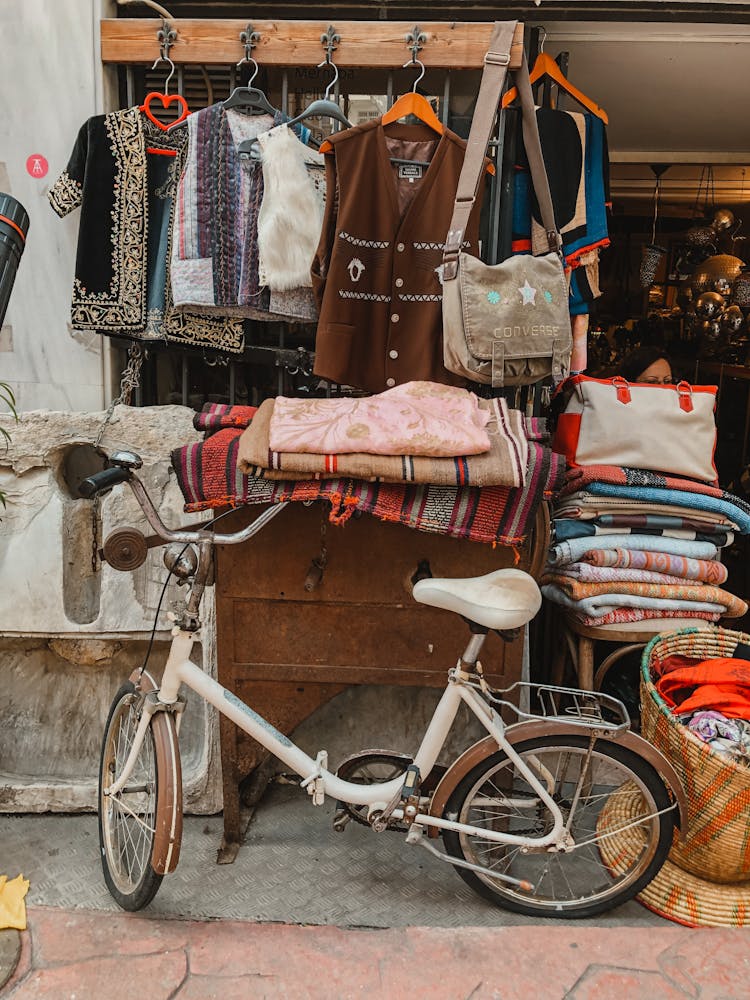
[412, 568, 541, 631]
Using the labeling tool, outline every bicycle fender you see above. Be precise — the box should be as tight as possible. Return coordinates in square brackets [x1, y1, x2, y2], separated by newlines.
[427, 721, 688, 839]
[128, 669, 183, 874]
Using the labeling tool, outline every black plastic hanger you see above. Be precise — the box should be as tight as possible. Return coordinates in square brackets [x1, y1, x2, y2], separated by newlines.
[285, 56, 351, 131]
[237, 55, 349, 160]
[223, 57, 279, 116]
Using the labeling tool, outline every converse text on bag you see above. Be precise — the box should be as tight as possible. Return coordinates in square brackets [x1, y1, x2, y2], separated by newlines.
[495, 325, 561, 339]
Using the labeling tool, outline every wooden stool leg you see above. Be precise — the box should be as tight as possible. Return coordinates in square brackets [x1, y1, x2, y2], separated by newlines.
[551, 642, 567, 687]
[577, 636, 595, 691]
[594, 642, 646, 692]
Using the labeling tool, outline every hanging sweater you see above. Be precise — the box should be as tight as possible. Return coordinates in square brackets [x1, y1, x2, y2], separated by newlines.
[311, 119, 485, 393]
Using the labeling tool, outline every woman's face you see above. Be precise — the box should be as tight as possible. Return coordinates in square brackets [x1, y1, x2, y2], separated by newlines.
[638, 357, 672, 384]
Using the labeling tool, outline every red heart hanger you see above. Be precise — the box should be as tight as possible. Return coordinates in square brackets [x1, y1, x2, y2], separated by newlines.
[140, 92, 190, 131]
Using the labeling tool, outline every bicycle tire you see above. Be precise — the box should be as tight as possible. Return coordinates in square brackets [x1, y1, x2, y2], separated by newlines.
[441, 735, 674, 919]
[98, 680, 182, 911]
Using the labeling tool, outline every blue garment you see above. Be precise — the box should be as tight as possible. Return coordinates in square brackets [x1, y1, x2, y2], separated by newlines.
[511, 109, 609, 315]
[548, 534, 719, 567]
[552, 518, 732, 546]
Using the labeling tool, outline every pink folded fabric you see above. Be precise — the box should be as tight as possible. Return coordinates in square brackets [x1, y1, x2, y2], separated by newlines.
[580, 547, 728, 584]
[544, 563, 690, 586]
[572, 608, 721, 627]
[269, 381, 491, 457]
[240, 396, 528, 488]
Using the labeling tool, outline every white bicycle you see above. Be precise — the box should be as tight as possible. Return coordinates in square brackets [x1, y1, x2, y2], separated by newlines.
[83, 450, 687, 918]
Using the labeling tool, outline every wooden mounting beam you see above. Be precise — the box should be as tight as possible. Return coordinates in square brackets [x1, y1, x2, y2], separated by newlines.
[101, 19, 524, 70]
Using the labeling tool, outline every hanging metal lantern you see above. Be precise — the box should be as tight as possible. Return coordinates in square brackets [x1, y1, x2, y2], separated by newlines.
[714, 276, 733, 296]
[721, 304, 745, 334]
[695, 290, 725, 319]
[733, 266, 750, 308]
[700, 319, 722, 347]
[639, 243, 668, 288]
[686, 225, 717, 250]
[691, 254, 744, 297]
[712, 208, 735, 233]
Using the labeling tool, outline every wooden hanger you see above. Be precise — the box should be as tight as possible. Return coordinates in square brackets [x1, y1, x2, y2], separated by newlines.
[320, 83, 494, 174]
[501, 52, 608, 123]
[381, 90, 445, 134]
[319, 91, 447, 160]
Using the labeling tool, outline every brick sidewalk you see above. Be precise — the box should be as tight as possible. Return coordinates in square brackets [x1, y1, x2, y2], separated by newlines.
[2, 906, 748, 999]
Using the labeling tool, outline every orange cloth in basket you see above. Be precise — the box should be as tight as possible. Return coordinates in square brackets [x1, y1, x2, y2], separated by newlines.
[655, 657, 750, 719]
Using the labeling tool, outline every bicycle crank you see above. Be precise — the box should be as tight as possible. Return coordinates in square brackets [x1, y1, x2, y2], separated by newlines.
[332, 750, 446, 832]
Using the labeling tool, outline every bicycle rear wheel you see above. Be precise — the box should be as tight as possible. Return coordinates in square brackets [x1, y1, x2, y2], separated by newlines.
[98, 680, 182, 911]
[441, 735, 674, 918]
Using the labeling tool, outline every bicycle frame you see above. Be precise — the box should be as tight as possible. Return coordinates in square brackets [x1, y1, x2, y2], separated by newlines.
[107, 626, 569, 850]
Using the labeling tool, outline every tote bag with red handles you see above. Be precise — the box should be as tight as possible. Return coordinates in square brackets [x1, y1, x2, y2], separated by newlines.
[552, 375, 718, 483]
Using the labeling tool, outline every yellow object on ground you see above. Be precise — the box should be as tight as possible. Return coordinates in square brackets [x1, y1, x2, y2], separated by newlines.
[0, 875, 30, 931]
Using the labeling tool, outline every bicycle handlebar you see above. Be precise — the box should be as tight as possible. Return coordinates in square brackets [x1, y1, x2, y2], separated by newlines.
[85, 465, 288, 545]
[79, 466, 132, 499]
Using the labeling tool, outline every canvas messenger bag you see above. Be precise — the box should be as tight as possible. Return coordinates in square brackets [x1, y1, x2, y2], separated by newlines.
[442, 21, 572, 387]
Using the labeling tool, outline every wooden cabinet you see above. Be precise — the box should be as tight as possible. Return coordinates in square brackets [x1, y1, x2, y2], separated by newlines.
[214, 501, 546, 856]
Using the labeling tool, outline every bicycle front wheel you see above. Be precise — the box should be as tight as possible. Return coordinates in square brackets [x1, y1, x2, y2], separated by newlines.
[441, 735, 674, 919]
[98, 680, 182, 911]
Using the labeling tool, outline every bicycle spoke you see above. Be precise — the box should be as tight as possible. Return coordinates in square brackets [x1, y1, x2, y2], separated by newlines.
[103, 696, 159, 890]
[110, 795, 157, 836]
[451, 742, 668, 913]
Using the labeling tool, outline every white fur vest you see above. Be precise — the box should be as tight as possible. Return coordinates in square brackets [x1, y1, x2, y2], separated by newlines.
[257, 125, 325, 291]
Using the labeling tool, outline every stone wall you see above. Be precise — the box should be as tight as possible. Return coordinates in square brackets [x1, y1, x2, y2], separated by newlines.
[0, 405, 222, 813]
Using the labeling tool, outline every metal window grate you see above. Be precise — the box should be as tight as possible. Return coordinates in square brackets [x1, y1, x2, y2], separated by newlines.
[112, 49, 548, 414]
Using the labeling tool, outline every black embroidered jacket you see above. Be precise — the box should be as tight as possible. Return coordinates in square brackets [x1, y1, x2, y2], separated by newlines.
[48, 107, 243, 351]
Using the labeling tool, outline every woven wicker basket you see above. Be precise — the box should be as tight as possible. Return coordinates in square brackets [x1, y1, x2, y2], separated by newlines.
[641, 626, 750, 884]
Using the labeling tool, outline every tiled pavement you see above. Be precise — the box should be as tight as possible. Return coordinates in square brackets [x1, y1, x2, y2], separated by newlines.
[2, 906, 749, 999]
[3, 785, 749, 998]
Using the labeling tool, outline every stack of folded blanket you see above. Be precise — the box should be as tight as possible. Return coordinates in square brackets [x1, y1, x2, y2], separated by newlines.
[171, 386, 565, 548]
[542, 464, 750, 626]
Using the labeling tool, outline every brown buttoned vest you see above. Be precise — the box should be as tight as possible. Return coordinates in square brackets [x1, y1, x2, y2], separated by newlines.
[311, 119, 484, 393]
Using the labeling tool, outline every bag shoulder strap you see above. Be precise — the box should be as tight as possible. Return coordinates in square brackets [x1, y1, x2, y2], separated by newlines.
[443, 22, 561, 281]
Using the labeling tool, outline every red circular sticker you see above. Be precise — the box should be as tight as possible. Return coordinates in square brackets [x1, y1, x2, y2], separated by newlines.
[26, 154, 49, 178]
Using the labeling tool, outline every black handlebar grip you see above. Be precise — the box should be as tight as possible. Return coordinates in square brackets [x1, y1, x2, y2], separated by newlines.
[79, 466, 131, 499]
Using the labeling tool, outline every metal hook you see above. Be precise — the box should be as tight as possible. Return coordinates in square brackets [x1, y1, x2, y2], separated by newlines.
[319, 26, 341, 101]
[320, 25, 341, 61]
[317, 56, 339, 101]
[151, 53, 176, 94]
[152, 18, 177, 93]
[238, 23, 261, 70]
[538, 26, 547, 53]
[405, 24, 427, 63]
[244, 58, 260, 86]
[402, 57, 426, 92]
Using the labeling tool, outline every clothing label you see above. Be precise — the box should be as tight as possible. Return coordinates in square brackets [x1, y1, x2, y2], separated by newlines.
[398, 164, 423, 182]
